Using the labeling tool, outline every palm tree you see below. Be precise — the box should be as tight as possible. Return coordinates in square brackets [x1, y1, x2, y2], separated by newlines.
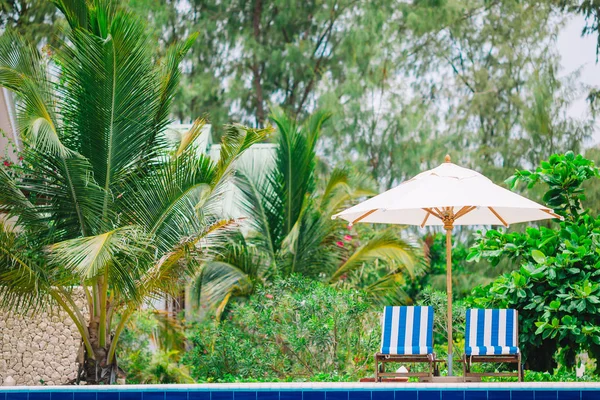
[194, 108, 423, 315]
[0, 0, 270, 383]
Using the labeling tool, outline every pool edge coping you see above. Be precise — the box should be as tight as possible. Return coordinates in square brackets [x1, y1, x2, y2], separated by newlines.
[2, 383, 600, 391]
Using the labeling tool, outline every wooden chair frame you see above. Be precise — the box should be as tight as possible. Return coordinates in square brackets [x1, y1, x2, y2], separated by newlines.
[374, 352, 437, 381]
[462, 310, 523, 382]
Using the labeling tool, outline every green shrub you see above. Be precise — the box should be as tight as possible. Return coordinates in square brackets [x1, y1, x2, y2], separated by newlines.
[183, 276, 379, 382]
[468, 152, 600, 373]
[118, 310, 192, 383]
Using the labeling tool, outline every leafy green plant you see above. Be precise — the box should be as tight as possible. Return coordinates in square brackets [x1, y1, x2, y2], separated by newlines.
[184, 276, 379, 382]
[416, 287, 466, 356]
[0, 0, 269, 383]
[193, 109, 424, 316]
[468, 152, 600, 373]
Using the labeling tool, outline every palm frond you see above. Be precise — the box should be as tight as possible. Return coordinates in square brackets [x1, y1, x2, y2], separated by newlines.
[16, 148, 107, 238]
[214, 124, 272, 184]
[0, 222, 56, 312]
[142, 218, 239, 298]
[58, 7, 164, 205]
[119, 151, 217, 253]
[47, 225, 150, 297]
[329, 229, 421, 282]
[0, 31, 72, 158]
[149, 33, 199, 153]
[282, 208, 339, 277]
[51, 0, 89, 30]
[269, 107, 320, 235]
[191, 232, 266, 313]
[319, 168, 376, 215]
[236, 169, 281, 260]
[175, 118, 207, 157]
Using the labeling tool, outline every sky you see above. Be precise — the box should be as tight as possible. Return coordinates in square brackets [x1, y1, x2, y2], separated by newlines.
[558, 15, 600, 145]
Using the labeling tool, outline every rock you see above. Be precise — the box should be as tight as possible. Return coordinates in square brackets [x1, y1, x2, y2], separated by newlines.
[0, 288, 86, 385]
[3, 376, 16, 386]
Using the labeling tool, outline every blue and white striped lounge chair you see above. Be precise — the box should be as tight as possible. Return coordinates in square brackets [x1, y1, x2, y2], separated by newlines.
[463, 308, 522, 382]
[374, 306, 436, 381]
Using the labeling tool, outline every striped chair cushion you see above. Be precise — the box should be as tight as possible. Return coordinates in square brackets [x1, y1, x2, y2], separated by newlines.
[380, 306, 434, 355]
[465, 309, 519, 356]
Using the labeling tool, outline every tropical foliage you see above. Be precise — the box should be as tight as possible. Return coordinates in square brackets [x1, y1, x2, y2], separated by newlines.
[468, 152, 600, 373]
[185, 276, 379, 382]
[192, 108, 423, 316]
[0, 0, 269, 383]
[118, 310, 193, 384]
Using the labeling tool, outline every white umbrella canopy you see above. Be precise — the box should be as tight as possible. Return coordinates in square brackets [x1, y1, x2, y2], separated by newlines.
[333, 156, 560, 377]
[333, 158, 560, 227]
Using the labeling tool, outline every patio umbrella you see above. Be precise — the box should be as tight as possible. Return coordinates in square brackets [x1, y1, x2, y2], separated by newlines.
[332, 155, 560, 375]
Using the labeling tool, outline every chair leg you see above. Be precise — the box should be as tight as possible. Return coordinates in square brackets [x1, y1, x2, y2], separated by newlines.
[462, 354, 467, 382]
[374, 353, 379, 382]
[518, 354, 523, 382]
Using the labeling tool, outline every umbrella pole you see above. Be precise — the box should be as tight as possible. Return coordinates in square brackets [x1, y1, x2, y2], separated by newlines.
[445, 225, 454, 376]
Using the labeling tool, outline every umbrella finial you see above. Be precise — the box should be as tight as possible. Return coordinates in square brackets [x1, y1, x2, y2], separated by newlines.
[445, 154, 451, 163]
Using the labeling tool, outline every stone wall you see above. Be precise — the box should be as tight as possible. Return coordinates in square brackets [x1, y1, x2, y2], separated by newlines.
[0, 293, 85, 386]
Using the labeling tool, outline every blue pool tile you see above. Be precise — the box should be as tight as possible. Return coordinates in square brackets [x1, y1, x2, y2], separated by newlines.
[513, 391, 534, 400]
[6, 393, 28, 400]
[581, 392, 600, 400]
[74, 393, 96, 400]
[442, 391, 464, 400]
[51, 393, 73, 400]
[464, 391, 486, 400]
[96, 392, 119, 400]
[557, 392, 580, 400]
[257, 392, 277, 400]
[326, 392, 348, 400]
[418, 391, 441, 400]
[144, 393, 166, 400]
[280, 391, 302, 400]
[120, 392, 143, 400]
[166, 393, 187, 400]
[372, 392, 394, 400]
[213, 392, 234, 400]
[350, 392, 370, 400]
[535, 392, 557, 400]
[188, 392, 210, 400]
[303, 391, 325, 400]
[237, 392, 257, 400]
[29, 393, 52, 400]
[488, 392, 510, 400]
[396, 391, 417, 400]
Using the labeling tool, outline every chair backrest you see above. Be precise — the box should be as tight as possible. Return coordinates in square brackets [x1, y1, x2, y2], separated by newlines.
[465, 309, 518, 350]
[380, 306, 434, 355]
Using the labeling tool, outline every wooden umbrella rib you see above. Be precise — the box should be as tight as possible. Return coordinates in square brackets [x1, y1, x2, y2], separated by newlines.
[488, 206, 509, 227]
[454, 205, 476, 220]
[351, 209, 378, 225]
[423, 207, 442, 219]
[541, 209, 562, 219]
[420, 209, 433, 227]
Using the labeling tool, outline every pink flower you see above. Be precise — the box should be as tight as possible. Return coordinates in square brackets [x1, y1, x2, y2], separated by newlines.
[344, 235, 352, 242]
[3, 161, 10, 167]
[265, 294, 273, 299]
[18, 157, 23, 161]
[336, 241, 344, 248]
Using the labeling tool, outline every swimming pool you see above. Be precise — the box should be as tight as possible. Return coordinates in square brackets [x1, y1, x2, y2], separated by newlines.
[0, 383, 598, 400]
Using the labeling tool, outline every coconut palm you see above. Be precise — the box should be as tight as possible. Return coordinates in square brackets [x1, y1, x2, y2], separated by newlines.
[194, 108, 424, 314]
[0, 0, 270, 383]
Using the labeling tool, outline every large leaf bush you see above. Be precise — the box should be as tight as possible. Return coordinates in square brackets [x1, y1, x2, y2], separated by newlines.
[184, 276, 379, 382]
[467, 152, 600, 373]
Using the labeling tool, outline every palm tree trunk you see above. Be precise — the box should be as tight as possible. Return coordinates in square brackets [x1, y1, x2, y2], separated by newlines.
[76, 322, 124, 384]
